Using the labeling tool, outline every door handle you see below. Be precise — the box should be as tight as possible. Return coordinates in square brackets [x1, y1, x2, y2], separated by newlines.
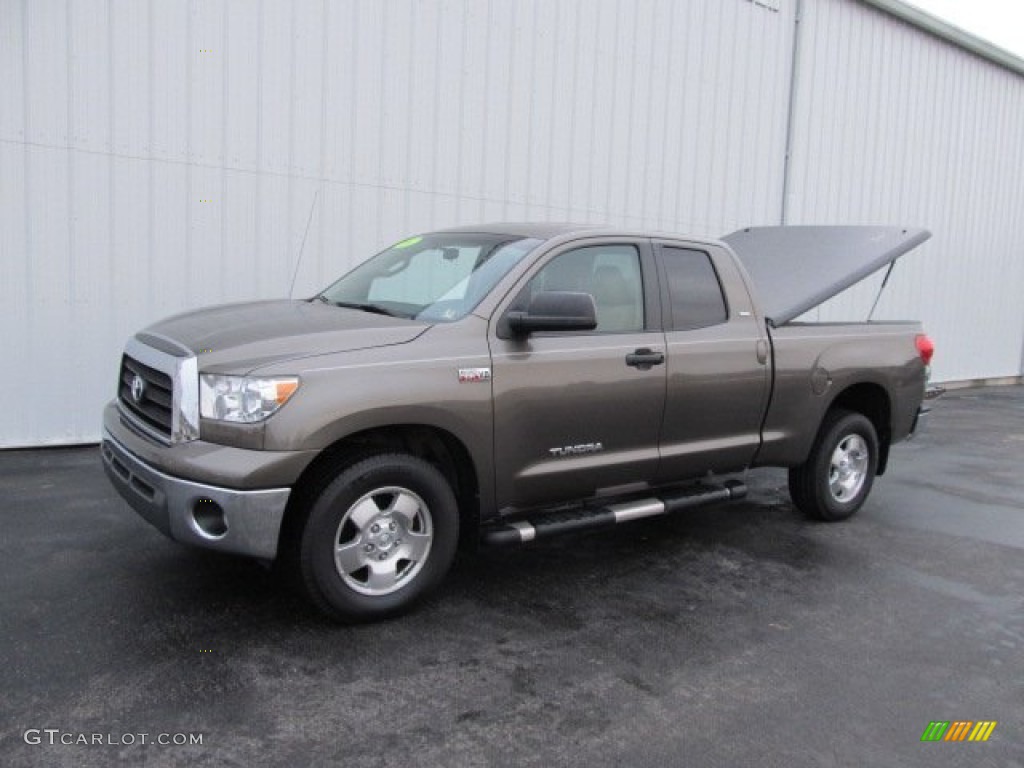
[625, 348, 665, 370]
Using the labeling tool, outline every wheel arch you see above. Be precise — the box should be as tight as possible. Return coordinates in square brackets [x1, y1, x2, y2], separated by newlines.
[279, 424, 483, 555]
[825, 382, 892, 475]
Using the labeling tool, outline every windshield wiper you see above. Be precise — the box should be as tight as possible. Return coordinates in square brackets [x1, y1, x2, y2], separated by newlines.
[330, 300, 406, 318]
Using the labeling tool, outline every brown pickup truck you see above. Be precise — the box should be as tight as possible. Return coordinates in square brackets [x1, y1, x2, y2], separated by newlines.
[101, 223, 938, 621]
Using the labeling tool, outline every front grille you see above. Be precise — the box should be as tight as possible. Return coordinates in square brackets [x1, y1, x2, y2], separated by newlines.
[119, 355, 174, 438]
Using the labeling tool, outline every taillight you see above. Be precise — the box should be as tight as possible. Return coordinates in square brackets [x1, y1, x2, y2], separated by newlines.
[915, 334, 934, 366]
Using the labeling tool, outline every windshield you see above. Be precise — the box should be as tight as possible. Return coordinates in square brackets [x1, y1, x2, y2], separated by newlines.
[318, 234, 542, 321]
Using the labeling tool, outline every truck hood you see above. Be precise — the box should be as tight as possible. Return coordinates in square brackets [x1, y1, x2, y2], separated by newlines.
[140, 299, 430, 373]
[722, 226, 931, 326]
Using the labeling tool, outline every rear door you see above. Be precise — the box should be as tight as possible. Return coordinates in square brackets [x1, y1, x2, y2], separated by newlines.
[489, 238, 666, 511]
[653, 241, 770, 482]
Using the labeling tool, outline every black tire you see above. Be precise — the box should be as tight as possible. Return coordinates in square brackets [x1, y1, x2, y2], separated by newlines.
[788, 409, 879, 522]
[294, 453, 459, 622]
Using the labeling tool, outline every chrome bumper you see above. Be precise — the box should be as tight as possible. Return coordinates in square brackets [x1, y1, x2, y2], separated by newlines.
[101, 429, 291, 560]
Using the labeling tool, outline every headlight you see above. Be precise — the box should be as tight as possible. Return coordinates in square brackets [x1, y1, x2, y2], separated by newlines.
[199, 374, 300, 423]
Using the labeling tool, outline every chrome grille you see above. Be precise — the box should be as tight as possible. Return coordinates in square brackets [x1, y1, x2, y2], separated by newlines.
[119, 354, 174, 438]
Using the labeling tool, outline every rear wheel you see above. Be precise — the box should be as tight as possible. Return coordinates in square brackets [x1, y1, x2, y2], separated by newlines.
[294, 453, 459, 621]
[788, 409, 879, 522]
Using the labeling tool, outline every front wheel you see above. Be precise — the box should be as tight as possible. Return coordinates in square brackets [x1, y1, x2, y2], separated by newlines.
[295, 453, 459, 622]
[788, 409, 879, 522]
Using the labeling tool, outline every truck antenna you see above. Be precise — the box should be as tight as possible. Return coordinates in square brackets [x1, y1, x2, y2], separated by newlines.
[289, 188, 321, 299]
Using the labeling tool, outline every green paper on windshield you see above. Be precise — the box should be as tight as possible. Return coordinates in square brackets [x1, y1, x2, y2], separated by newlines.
[393, 235, 423, 249]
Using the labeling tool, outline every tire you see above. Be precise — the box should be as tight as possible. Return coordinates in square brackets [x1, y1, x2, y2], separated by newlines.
[294, 453, 459, 622]
[788, 409, 879, 522]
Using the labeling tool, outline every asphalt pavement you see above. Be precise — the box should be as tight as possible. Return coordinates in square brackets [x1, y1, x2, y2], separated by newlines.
[1, 386, 1022, 767]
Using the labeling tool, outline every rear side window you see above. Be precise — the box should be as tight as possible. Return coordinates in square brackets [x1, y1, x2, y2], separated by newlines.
[662, 247, 728, 330]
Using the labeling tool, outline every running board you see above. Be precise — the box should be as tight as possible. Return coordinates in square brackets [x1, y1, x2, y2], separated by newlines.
[482, 480, 747, 546]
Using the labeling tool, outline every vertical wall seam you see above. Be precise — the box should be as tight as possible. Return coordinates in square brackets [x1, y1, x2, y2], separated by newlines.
[653, 0, 676, 229]
[426, 2, 439, 224]
[453, 0, 468, 223]
[147, 0, 155, 313]
[219, 0, 229, 297]
[65, 0, 75, 308]
[184, 0, 193, 299]
[618, 0, 634, 222]
[602, 0, 622, 221]
[64, 0, 77, 437]
[637, 0, 657, 227]
[318, 0, 330, 280]
[523, 0, 538, 217]
[253, 0, 263, 287]
[106, 0, 115, 356]
[377, 1, 389, 242]
[582, 0, 600, 221]
[21, 0, 31, 218]
[477, 0, 494, 222]
[780, 0, 803, 224]
[21, 0, 33, 440]
[285, 0, 296, 289]
[347, 2, 359, 255]
[565, 0, 582, 220]
[543, 0, 562, 219]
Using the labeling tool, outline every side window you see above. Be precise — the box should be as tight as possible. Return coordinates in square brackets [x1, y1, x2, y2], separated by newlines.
[519, 244, 644, 333]
[662, 247, 728, 330]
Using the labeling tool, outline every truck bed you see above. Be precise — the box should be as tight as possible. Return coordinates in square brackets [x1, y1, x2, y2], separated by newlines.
[755, 321, 925, 468]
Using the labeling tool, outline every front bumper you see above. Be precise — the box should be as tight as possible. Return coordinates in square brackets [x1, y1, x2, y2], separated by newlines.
[101, 429, 291, 559]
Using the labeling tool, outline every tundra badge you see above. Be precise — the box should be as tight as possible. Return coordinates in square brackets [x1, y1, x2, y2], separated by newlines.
[549, 443, 604, 457]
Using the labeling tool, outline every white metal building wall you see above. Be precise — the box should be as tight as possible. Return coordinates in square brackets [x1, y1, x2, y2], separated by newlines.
[1, 0, 795, 447]
[1, 0, 1021, 447]
[787, 0, 1024, 382]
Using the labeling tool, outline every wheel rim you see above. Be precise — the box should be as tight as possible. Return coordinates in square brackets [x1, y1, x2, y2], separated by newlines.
[828, 434, 869, 503]
[333, 486, 433, 597]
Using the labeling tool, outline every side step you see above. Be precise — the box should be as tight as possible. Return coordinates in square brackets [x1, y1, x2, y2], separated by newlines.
[481, 480, 747, 546]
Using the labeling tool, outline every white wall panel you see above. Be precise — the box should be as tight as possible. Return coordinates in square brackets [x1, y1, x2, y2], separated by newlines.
[4, 0, 1019, 446]
[0, 1, 25, 143]
[0, 138, 30, 444]
[150, 1, 190, 161]
[23, 0, 69, 147]
[110, 0, 151, 157]
[788, 0, 1024, 382]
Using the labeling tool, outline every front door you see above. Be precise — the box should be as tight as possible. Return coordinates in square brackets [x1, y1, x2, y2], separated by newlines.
[489, 239, 666, 511]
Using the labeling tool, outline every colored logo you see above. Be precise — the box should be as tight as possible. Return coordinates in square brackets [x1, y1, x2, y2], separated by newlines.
[457, 368, 491, 384]
[921, 721, 997, 742]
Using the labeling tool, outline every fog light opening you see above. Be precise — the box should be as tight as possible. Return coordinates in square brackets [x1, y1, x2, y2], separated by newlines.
[192, 498, 228, 539]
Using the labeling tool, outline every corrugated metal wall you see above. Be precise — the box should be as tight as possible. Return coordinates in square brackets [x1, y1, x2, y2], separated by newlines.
[1, 0, 1021, 447]
[1, 0, 794, 446]
[788, 0, 1024, 382]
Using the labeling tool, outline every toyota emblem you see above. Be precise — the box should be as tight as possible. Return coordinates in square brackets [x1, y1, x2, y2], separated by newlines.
[130, 373, 146, 404]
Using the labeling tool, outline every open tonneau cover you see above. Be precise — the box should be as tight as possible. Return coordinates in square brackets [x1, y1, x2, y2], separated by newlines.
[721, 226, 931, 327]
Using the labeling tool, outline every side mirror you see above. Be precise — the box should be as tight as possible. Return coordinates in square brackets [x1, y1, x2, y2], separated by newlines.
[506, 291, 598, 336]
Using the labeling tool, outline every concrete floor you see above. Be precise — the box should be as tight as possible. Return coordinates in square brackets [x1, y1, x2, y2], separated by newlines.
[1, 386, 1022, 767]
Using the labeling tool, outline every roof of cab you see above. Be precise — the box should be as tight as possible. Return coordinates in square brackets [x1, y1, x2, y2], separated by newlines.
[434, 222, 608, 240]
